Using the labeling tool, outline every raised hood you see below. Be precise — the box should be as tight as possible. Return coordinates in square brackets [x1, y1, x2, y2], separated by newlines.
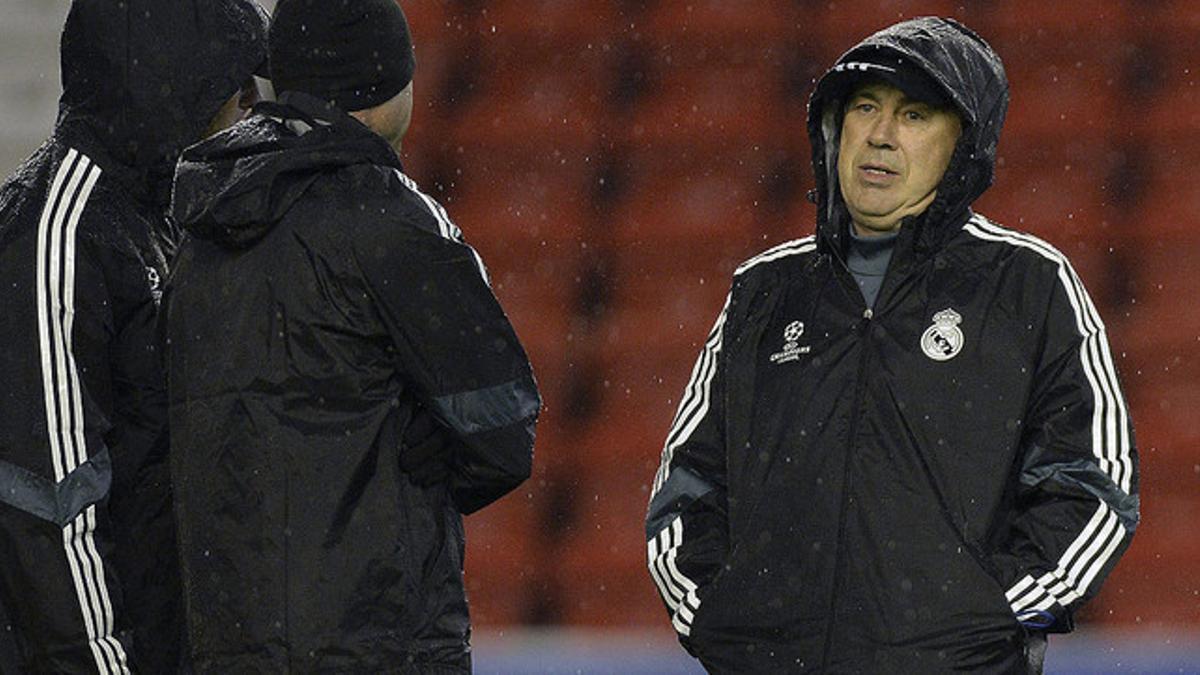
[807, 17, 1009, 252]
[56, 0, 268, 208]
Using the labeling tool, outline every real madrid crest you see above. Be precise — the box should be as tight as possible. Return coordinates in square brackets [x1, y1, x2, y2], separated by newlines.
[920, 308, 964, 361]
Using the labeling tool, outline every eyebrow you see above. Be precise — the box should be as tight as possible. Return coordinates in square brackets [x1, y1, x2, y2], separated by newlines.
[847, 87, 933, 111]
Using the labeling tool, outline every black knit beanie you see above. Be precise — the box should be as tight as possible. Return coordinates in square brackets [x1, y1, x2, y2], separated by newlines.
[269, 0, 415, 112]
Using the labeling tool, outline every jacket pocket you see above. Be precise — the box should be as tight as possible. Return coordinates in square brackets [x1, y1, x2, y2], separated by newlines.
[686, 542, 738, 635]
[958, 543, 1025, 633]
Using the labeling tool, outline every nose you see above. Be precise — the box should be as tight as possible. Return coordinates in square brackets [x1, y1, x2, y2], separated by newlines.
[867, 113, 898, 149]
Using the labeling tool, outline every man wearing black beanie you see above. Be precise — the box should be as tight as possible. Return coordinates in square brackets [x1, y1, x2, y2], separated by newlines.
[164, 1, 540, 672]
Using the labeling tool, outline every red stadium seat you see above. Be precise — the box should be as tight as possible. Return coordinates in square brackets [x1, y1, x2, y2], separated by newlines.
[450, 66, 609, 150]
[1095, 491, 1200, 625]
[972, 0, 1130, 42]
[446, 138, 594, 257]
[488, 261, 576, 393]
[975, 133, 1118, 242]
[600, 255, 729, 370]
[397, 0, 450, 35]
[608, 144, 793, 255]
[464, 489, 541, 626]
[1126, 59, 1200, 137]
[641, 0, 804, 44]
[481, 0, 621, 44]
[552, 452, 666, 626]
[818, 0, 961, 44]
[1004, 75, 1120, 141]
[451, 21, 614, 149]
[1115, 243, 1200, 371]
[624, 65, 792, 149]
[1118, 139, 1200, 245]
[978, 0, 1128, 138]
[1128, 383, 1200, 470]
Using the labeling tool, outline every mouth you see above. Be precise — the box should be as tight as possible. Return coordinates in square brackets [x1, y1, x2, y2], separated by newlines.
[857, 162, 900, 185]
[859, 163, 898, 177]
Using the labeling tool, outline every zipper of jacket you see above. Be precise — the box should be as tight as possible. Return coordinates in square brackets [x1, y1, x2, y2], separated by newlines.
[819, 289, 875, 670]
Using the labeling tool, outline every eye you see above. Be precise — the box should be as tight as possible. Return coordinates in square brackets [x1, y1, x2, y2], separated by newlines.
[904, 108, 928, 121]
[853, 102, 876, 114]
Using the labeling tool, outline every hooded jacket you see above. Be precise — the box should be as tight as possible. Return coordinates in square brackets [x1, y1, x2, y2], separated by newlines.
[0, 1, 265, 673]
[645, 18, 1137, 674]
[164, 92, 540, 673]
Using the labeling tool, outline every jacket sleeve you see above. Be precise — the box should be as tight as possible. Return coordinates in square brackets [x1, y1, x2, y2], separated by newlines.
[645, 293, 732, 643]
[989, 262, 1139, 633]
[355, 219, 540, 515]
[102, 262, 183, 675]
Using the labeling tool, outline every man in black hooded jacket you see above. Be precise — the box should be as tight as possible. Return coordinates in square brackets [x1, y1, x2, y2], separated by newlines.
[0, 1, 267, 673]
[645, 17, 1137, 674]
[164, 0, 540, 672]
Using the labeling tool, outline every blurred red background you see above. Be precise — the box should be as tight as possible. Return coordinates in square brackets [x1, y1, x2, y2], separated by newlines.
[396, 0, 1200, 636]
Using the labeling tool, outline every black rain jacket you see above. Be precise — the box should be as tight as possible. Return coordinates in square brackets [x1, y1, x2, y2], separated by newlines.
[646, 18, 1138, 674]
[0, 1, 265, 672]
[164, 92, 540, 673]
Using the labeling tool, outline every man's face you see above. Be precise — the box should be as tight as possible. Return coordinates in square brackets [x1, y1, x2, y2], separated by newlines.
[837, 81, 962, 236]
[203, 77, 262, 139]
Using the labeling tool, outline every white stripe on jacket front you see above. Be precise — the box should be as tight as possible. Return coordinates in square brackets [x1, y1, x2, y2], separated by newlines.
[35, 149, 129, 674]
[964, 215, 1133, 617]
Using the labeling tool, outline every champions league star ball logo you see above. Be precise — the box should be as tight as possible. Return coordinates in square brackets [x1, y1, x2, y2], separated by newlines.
[770, 320, 810, 364]
[784, 320, 805, 346]
[921, 308, 964, 361]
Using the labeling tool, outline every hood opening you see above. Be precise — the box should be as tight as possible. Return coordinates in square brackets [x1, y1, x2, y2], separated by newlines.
[806, 17, 1008, 253]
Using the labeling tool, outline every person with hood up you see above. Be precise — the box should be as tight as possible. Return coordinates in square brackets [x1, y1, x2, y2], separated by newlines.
[164, 0, 540, 671]
[645, 17, 1137, 674]
[0, 0, 268, 673]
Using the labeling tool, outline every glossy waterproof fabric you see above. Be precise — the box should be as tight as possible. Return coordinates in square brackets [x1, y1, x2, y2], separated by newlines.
[166, 92, 539, 672]
[646, 18, 1137, 674]
[0, 1, 266, 672]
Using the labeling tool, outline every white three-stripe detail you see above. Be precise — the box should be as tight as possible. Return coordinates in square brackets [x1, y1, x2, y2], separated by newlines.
[393, 170, 490, 286]
[966, 216, 1131, 491]
[652, 238, 816, 497]
[36, 149, 130, 674]
[734, 237, 816, 277]
[964, 215, 1132, 616]
[646, 517, 702, 636]
[647, 238, 815, 637]
[653, 296, 728, 496]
